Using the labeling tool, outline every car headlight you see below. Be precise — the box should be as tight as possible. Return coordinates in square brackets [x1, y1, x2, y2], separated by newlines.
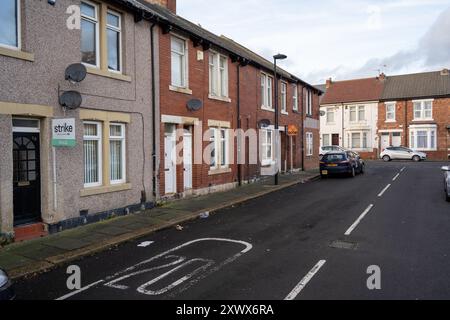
[0, 269, 10, 288]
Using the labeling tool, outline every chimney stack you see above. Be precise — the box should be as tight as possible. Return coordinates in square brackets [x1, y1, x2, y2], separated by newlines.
[441, 68, 449, 76]
[142, 0, 177, 13]
[325, 78, 332, 89]
[378, 72, 386, 81]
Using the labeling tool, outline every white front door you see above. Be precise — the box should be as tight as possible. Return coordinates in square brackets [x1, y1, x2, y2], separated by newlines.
[380, 133, 390, 151]
[183, 132, 192, 190]
[392, 133, 401, 147]
[164, 129, 176, 194]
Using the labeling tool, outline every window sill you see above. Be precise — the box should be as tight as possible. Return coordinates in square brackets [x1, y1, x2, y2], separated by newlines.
[169, 85, 193, 95]
[281, 111, 289, 115]
[261, 106, 275, 112]
[261, 161, 275, 167]
[208, 94, 231, 103]
[86, 67, 132, 82]
[80, 183, 132, 197]
[412, 118, 434, 122]
[208, 167, 232, 176]
[0, 46, 34, 62]
[385, 120, 396, 123]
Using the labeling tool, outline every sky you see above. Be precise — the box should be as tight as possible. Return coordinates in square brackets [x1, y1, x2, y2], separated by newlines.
[177, 0, 450, 84]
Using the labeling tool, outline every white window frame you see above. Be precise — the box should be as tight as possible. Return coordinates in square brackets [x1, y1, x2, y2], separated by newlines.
[348, 131, 370, 150]
[170, 35, 188, 88]
[261, 73, 273, 110]
[358, 105, 365, 121]
[109, 123, 126, 185]
[209, 51, 229, 98]
[281, 82, 287, 114]
[326, 107, 335, 124]
[261, 129, 274, 165]
[83, 121, 103, 188]
[209, 127, 229, 170]
[306, 132, 313, 156]
[322, 134, 330, 147]
[413, 99, 433, 121]
[305, 89, 313, 116]
[385, 102, 396, 122]
[293, 84, 298, 111]
[409, 126, 437, 151]
[0, 0, 21, 50]
[106, 9, 122, 73]
[81, 0, 100, 69]
[349, 106, 357, 122]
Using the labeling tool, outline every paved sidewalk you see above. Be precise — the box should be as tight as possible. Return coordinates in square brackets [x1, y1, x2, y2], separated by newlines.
[0, 170, 319, 279]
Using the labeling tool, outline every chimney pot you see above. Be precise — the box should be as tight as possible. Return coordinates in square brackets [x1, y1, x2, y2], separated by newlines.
[325, 78, 332, 89]
[441, 68, 449, 76]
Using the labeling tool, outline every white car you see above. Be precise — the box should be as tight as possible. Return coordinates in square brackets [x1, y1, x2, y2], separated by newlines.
[319, 145, 348, 157]
[380, 146, 427, 162]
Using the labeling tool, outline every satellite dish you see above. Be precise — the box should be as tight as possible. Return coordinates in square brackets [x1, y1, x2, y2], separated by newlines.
[65, 63, 87, 83]
[186, 99, 202, 111]
[258, 119, 271, 128]
[59, 91, 82, 109]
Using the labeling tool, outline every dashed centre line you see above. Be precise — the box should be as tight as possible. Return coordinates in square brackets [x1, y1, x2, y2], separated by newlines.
[378, 184, 392, 197]
[392, 173, 400, 181]
[284, 260, 326, 300]
[344, 204, 374, 236]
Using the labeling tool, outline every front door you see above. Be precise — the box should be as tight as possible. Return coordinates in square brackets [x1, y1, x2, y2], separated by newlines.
[380, 133, 390, 151]
[332, 134, 339, 146]
[392, 133, 401, 147]
[13, 132, 41, 226]
[164, 125, 176, 194]
[183, 131, 192, 190]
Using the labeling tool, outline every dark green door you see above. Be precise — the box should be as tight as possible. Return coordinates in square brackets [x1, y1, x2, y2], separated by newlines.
[13, 132, 41, 226]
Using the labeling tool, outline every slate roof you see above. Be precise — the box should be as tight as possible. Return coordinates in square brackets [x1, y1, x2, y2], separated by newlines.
[112, 0, 321, 93]
[381, 70, 450, 101]
[320, 77, 384, 105]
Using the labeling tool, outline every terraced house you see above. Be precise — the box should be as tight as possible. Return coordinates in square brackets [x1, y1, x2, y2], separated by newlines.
[0, 0, 321, 243]
[0, 0, 156, 242]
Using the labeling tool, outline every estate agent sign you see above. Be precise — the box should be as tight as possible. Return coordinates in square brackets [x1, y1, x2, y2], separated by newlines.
[52, 118, 76, 147]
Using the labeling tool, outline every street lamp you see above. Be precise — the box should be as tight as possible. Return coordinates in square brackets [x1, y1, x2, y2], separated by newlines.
[273, 53, 287, 185]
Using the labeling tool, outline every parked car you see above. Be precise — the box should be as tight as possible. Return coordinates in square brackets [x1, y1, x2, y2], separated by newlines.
[320, 151, 364, 178]
[320, 146, 360, 159]
[380, 147, 427, 162]
[442, 166, 450, 202]
[0, 269, 15, 300]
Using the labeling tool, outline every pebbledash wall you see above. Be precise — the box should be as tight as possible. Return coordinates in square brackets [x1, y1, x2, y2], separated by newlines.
[0, 0, 155, 242]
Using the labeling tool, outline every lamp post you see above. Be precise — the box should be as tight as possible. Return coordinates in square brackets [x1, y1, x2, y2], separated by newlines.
[273, 53, 287, 185]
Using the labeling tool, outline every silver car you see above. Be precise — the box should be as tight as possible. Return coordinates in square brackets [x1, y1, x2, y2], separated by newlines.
[443, 166, 450, 202]
[380, 146, 427, 162]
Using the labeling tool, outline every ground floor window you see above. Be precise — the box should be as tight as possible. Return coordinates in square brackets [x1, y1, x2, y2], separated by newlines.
[209, 127, 229, 169]
[306, 132, 313, 156]
[83, 122, 102, 187]
[109, 123, 126, 184]
[410, 127, 436, 151]
[322, 134, 330, 146]
[261, 129, 273, 165]
[347, 131, 370, 150]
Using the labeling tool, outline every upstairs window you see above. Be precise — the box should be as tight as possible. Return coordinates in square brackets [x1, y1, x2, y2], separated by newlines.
[0, 0, 19, 49]
[209, 52, 229, 98]
[281, 82, 287, 113]
[171, 36, 187, 88]
[326, 108, 335, 123]
[350, 105, 365, 122]
[293, 85, 298, 111]
[386, 102, 396, 121]
[261, 73, 273, 109]
[106, 10, 122, 72]
[413, 100, 433, 120]
[305, 89, 313, 116]
[81, 1, 100, 67]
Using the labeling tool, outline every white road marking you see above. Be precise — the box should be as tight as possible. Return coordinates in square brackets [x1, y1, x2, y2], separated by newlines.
[392, 173, 400, 181]
[55, 238, 253, 299]
[137, 241, 154, 247]
[400, 167, 406, 172]
[378, 184, 391, 197]
[55, 280, 104, 300]
[284, 260, 326, 300]
[344, 204, 374, 236]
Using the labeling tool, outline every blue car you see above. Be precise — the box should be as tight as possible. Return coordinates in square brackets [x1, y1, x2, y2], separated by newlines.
[320, 151, 364, 178]
[0, 269, 15, 300]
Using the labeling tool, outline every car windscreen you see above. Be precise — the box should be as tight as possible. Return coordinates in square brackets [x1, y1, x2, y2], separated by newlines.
[322, 154, 346, 162]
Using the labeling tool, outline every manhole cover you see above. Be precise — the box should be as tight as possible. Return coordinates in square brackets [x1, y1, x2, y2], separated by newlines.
[330, 240, 358, 250]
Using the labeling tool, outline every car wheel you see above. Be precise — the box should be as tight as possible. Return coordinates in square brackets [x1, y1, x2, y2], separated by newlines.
[349, 166, 356, 178]
[360, 164, 365, 174]
[446, 193, 450, 202]
[412, 155, 420, 162]
[382, 155, 391, 162]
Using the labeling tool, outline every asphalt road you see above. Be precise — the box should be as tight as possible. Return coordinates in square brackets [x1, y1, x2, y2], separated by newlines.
[14, 161, 450, 300]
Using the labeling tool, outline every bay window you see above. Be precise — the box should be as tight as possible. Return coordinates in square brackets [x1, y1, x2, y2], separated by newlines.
[351, 132, 361, 149]
[171, 36, 187, 88]
[83, 122, 102, 187]
[410, 126, 437, 151]
[348, 131, 370, 149]
[0, 0, 19, 49]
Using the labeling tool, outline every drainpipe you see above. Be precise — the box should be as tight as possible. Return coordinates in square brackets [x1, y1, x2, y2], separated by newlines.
[237, 63, 242, 186]
[341, 103, 344, 147]
[300, 85, 305, 171]
[404, 100, 408, 147]
[150, 22, 157, 199]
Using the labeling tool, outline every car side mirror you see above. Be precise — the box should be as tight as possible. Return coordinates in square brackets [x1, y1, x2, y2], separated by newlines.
[442, 166, 450, 172]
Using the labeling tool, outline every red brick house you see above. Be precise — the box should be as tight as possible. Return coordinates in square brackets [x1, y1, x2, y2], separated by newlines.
[139, 0, 322, 198]
[379, 69, 450, 160]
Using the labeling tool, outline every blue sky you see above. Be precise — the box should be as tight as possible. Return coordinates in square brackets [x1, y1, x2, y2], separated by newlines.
[177, 0, 450, 84]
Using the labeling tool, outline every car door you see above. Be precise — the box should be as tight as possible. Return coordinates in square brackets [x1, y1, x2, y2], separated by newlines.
[397, 147, 412, 159]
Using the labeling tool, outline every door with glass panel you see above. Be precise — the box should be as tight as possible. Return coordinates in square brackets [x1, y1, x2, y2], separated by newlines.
[164, 124, 176, 194]
[183, 129, 193, 190]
